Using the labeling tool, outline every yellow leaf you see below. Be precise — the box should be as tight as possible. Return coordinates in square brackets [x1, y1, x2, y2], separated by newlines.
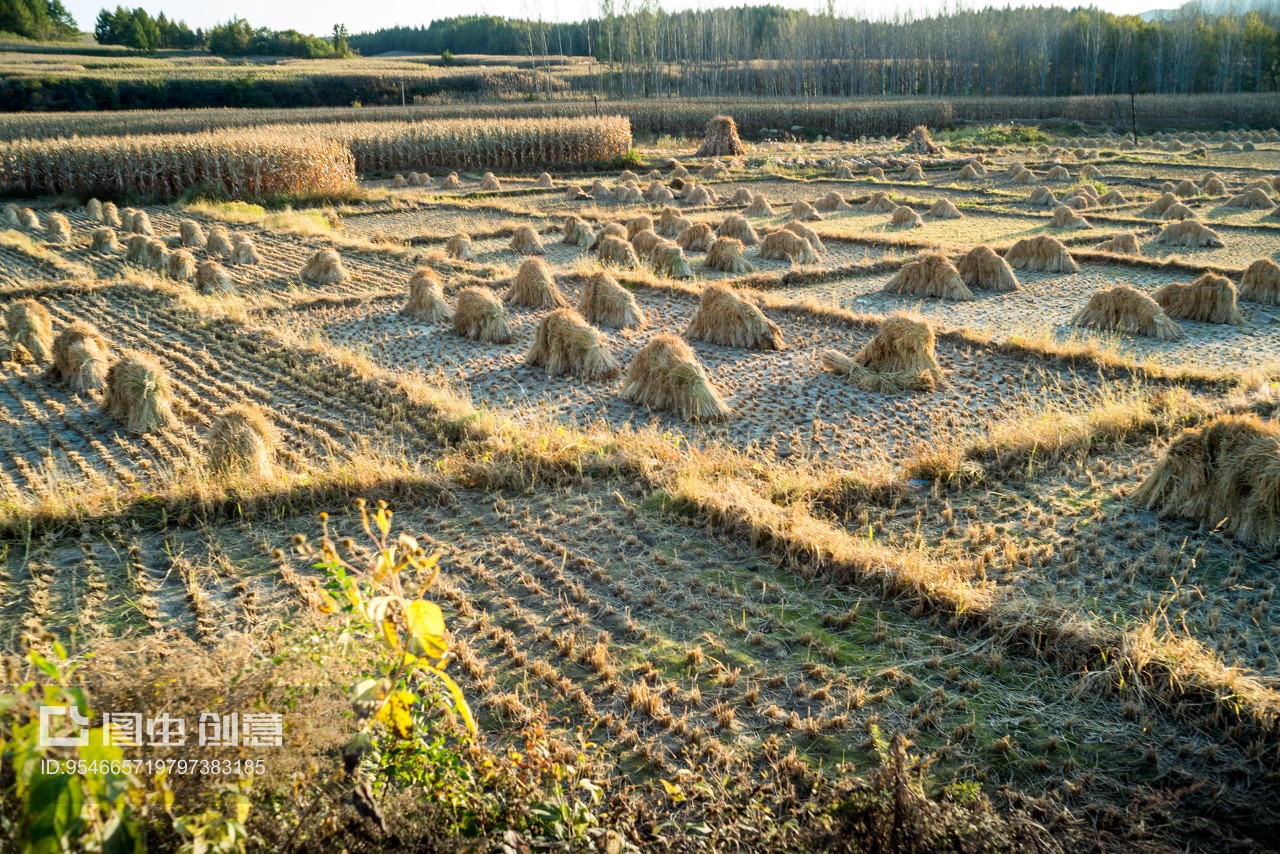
[374, 690, 415, 740]
[422, 666, 477, 735]
[373, 548, 397, 583]
[405, 599, 447, 660]
[374, 506, 391, 537]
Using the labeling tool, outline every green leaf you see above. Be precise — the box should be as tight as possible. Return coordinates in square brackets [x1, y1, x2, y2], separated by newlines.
[25, 773, 84, 853]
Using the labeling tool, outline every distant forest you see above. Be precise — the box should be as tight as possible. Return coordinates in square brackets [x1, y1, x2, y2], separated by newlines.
[351, 3, 1280, 97]
[0, 0, 77, 41]
[91, 6, 351, 57]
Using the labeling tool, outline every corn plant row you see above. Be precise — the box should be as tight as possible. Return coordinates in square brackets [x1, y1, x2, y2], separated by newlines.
[0, 94, 1276, 143]
[0, 130, 356, 200]
[324, 115, 632, 171]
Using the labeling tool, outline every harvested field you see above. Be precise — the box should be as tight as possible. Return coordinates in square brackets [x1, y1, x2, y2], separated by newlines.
[2, 124, 1279, 853]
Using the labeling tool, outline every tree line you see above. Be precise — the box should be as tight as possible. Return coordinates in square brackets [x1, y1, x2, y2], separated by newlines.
[93, 6, 351, 58]
[350, 2, 1280, 97]
[0, 0, 76, 41]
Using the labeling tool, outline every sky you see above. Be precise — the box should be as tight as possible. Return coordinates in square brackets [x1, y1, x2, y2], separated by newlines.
[61, 0, 1184, 38]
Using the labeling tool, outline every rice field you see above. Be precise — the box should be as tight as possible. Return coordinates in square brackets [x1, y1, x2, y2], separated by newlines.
[3, 121, 1280, 851]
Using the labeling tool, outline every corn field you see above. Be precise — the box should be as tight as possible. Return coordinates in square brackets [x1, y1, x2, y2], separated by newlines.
[0, 131, 356, 200]
[0, 116, 631, 199]
[0, 94, 1275, 144]
[327, 115, 632, 171]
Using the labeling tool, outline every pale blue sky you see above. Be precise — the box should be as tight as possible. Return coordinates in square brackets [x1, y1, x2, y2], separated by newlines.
[62, 0, 1184, 38]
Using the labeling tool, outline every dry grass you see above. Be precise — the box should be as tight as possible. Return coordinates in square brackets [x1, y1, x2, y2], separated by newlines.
[402, 266, 454, 323]
[1141, 193, 1178, 217]
[677, 222, 715, 252]
[1071, 285, 1184, 340]
[197, 260, 233, 294]
[928, 198, 963, 219]
[578, 270, 645, 330]
[705, 237, 754, 274]
[1134, 413, 1280, 550]
[1050, 205, 1091, 229]
[50, 320, 109, 394]
[144, 238, 169, 274]
[167, 249, 196, 282]
[630, 228, 664, 259]
[1095, 233, 1140, 255]
[125, 234, 152, 265]
[782, 221, 825, 254]
[300, 248, 347, 285]
[620, 333, 729, 421]
[791, 200, 822, 222]
[590, 222, 628, 249]
[454, 286, 514, 343]
[1154, 273, 1242, 324]
[1225, 188, 1274, 209]
[717, 214, 759, 246]
[746, 193, 774, 217]
[1027, 187, 1057, 207]
[861, 192, 896, 213]
[885, 253, 972, 300]
[1201, 176, 1228, 195]
[657, 207, 689, 237]
[1174, 179, 1201, 198]
[695, 114, 746, 157]
[1154, 220, 1225, 249]
[597, 234, 641, 268]
[178, 218, 205, 248]
[814, 191, 851, 212]
[90, 228, 120, 253]
[1239, 258, 1280, 304]
[5, 297, 53, 363]
[446, 232, 475, 260]
[129, 209, 153, 235]
[955, 245, 1018, 292]
[102, 349, 175, 433]
[525, 307, 621, 380]
[45, 212, 71, 244]
[1161, 202, 1197, 221]
[760, 230, 819, 265]
[686, 282, 784, 350]
[505, 258, 567, 309]
[684, 184, 715, 206]
[1005, 235, 1079, 273]
[890, 205, 923, 228]
[509, 225, 545, 255]
[625, 215, 654, 240]
[229, 237, 260, 265]
[820, 313, 942, 392]
[652, 243, 694, 279]
[208, 403, 277, 478]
